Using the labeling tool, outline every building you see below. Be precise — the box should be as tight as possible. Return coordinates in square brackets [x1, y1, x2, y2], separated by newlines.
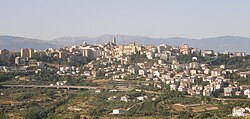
[201, 50, 214, 57]
[112, 37, 117, 44]
[179, 44, 190, 55]
[21, 48, 34, 58]
[189, 62, 200, 69]
[116, 42, 137, 56]
[243, 89, 250, 98]
[82, 49, 93, 59]
[232, 107, 250, 117]
[0, 49, 11, 63]
[58, 51, 67, 59]
[82, 47, 101, 60]
[211, 68, 222, 77]
[112, 108, 126, 114]
[15, 57, 27, 65]
[234, 52, 246, 57]
[224, 86, 238, 96]
[239, 71, 250, 78]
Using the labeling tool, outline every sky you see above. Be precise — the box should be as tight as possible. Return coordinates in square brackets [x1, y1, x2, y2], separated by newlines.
[0, 0, 250, 40]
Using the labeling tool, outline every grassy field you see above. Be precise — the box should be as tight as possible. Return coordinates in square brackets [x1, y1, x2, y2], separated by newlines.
[189, 104, 219, 113]
[0, 112, 8, 119]
[171, 104, 186, 112]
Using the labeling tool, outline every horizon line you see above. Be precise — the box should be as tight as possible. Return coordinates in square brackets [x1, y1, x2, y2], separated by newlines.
[0, 34, 249, 41]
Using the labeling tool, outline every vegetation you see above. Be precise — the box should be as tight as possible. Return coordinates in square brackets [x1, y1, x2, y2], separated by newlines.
[236, 78, 250, 85]
[0, 73, 12, 83]
[210, 55, 250, 70]
[130, 52, 148, 63]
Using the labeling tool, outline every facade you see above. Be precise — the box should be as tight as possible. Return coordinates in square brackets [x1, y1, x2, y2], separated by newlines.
[179, 44, 190, 55]
[189, 62, 200, 69]
[116, 43, 137, 56]
[239, 71, 250, 78]
[224, 86, 238, 96]
[232, 107, 250, 117]
[82, 47, 101, 60]
[112, 108, 126, 114]
[21, 48, 34, 58]
[59, 51, 67, 59]
[235, 52, 246, 57]
[0, 49, 11, 63]
[201, 50, 214, 57]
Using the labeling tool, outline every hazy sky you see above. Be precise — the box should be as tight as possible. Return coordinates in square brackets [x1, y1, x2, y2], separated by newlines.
[0, 0, 250, 40]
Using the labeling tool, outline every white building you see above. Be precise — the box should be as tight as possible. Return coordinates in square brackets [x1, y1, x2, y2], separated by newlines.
[232, 107, 250, 117]
[113, 108, 126, 114]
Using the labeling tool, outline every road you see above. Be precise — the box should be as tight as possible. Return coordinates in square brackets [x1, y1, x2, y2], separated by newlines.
[1, 84, 106, 90]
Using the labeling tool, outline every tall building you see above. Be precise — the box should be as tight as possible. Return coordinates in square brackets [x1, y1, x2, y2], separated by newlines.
[82, 49, 93, 59]
[59, 51, 67, 59]
[21, 48, 34, 58]
[113, 37, 117, 44]
[0, 49, 11, 63]
[0, 49, 10, 55]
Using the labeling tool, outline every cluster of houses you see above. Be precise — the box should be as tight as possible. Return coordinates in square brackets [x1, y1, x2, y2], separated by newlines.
[79, 52, 250, 98]
[0, 38, 250, 98]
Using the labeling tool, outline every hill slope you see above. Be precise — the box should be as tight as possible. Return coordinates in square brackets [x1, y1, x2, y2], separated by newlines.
[0, 36, 60, 51]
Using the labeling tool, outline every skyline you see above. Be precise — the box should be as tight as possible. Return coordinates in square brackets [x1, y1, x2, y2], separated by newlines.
[0, 0, 250, 40]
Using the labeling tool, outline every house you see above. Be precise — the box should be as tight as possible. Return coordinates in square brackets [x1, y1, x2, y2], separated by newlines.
[179, 44, 190, 55]
[178, 85, 187, 92]
[128, 67, 138, 74]
[189, 62, 200, 69]
[187, 85, 202, 96]
[204, 69, 210, 75]
[170, 84, 177, 91]
[224, 86, 238, 96]
[95, 88, 104, 93]
[244, 89, 250, 98]
[137, 96, 148, 101]
[190, 69, 197, 76]
[201, 50, 214, 57]
[211, 68, 222, 77]
[234, 52, 246, 57]
[138, 69, 146, 76]
[56, 81, 66, 86]
[239, 71, 250, 78]
[203, 89, 212, 96]
[187, 89, 201, 96]
[153, 70, 161, 77]
[232, 107, 250, 117]
[113, 108, 127, 114]
[235, 91, 243, 96]
[201, 64, 209, 70]
[120, 96, 130, 102]
[108, 96, 117, 101]
[240, 85, 250, 90]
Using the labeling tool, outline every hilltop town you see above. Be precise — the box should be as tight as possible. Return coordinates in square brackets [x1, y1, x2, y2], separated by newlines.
[0, 38, 250, 119]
